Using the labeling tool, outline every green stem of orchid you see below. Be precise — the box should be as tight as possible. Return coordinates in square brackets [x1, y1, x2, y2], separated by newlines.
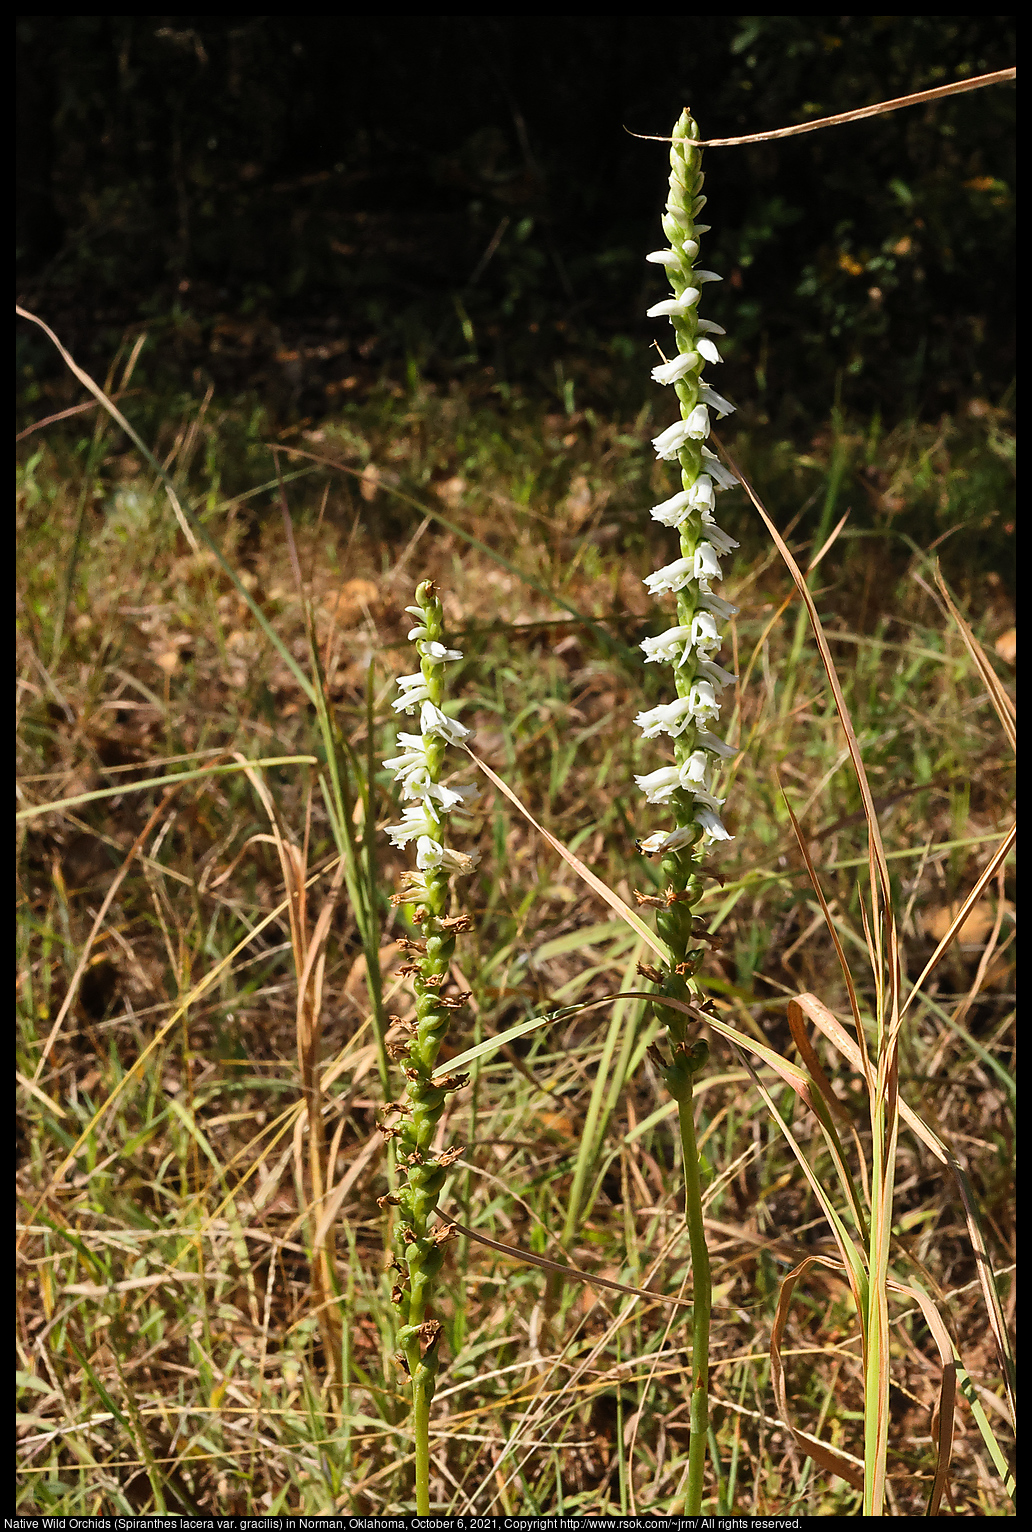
[676, 1080, 711, 1515]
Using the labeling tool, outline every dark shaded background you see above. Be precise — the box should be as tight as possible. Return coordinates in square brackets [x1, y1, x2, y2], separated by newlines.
[17, 15, 1015, 425]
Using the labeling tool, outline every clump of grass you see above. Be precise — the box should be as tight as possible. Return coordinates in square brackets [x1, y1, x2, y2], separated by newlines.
[17, 289, 1013, 1515]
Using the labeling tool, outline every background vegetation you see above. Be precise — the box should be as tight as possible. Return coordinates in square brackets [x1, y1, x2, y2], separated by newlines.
[17, 15, 1014, 1516]
[18, 16, 1015, 423]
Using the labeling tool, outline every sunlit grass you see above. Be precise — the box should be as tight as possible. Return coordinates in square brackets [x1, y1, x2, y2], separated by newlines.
[17, 359, 1014, 1514]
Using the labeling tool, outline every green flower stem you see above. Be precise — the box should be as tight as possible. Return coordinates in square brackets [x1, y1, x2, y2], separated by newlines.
[670, 1059, 711, 1516]
[395, 854, 454, 1402]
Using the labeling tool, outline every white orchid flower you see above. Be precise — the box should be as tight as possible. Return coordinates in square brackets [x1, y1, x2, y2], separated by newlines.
[652, 419, 695, 460]
[651, 352, 700, 385]
[678, 750, 711, 788]
[701, 446, 740, 490]
[695, 727, 738, 760]
[650, 489, 694, 527]
[687, 680, 720, 724]
[685, 404, 711, 439]
[418, 641, 463, 664]
[697, 657, 737, 690]
[699, 516, 739, 556]
[697, 588, 739, 620]
[695, 805, 733, 842]
[644, 557, 694, 596]
[689, 611, 722, 656]
[692, 542, 723, 582]
[391, 673, 431, 713]
[640, 625, 695, 665]
[647, 290, 700, 319]
[687, 475, 715, 513]
[419, 701, 472, 745]
[699, 384, 736, 418]
[385, 807, 437, 848]
[634, 765, 683, 803]
[634, 696, 696, 739]
[637, 824, 698, 855]
[416, 837, 480, 874]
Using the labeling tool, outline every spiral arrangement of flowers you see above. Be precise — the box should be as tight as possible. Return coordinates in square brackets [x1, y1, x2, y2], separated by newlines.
[634, 108, 741, 1002]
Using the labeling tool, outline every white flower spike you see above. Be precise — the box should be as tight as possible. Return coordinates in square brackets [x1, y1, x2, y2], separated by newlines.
[384, 582, 477, 882]
[634, 107, 742, 928]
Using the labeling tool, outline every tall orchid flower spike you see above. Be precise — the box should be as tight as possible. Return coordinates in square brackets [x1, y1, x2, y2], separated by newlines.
[635, 108, 743, 1516]
[379, 579, 478, 1515]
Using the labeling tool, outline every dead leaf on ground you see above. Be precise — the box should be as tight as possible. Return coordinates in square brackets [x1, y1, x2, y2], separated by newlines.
[328, 577, 380, 628]
[994, 627, 1016, 665]
[921, 900, 1013, 945]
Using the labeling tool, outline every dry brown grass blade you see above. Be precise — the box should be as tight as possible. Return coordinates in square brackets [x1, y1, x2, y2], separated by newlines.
[716, 435, 896, 985]
[885, 1277, 959, 1516]
[462, 745, 672, 963]
[241, 759, 346, 1407]
[770, 1256, 866, 1493]
[771, 1260, 959, 1507]
[930, 564, 1015, 753]
[433, 1211, 692, 1308]
[312, 1131, 383, 1251]
[788, 998, 872, 1216]
[16, 305, 200, 552]
[715, 436, 907, 1510]
[898, 824, 1015, 1022]
[793, 992, 1015, 1415]
[779, 781, 870, 1083]
[627, 68, 1015, 149]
